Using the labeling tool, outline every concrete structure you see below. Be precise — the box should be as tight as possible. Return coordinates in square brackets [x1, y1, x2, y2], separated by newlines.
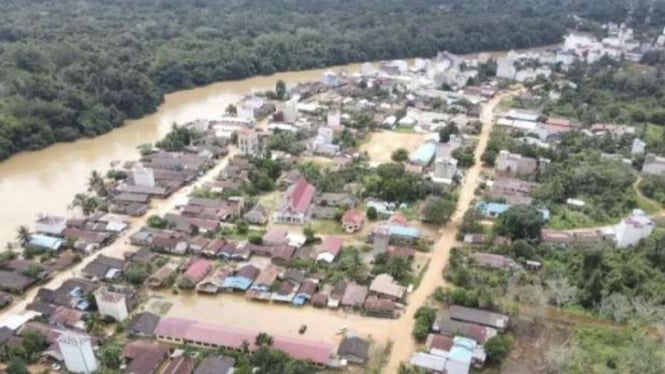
[327, 109, 341, 127]
[132, 164, 155, 188]
[631, 138, 646, 155]
[433, 158, 458, 184]
[615, 209, 655, 248]
[57, 332, 98, 374]
[274, 177, 316, 224]
[495, 150, 537, 175]
[322, 71, 338, 86]
[237, 129, 259, 156]
[283, 99, 298, 123]
[94, 287, 128, 322]
[642, 153, 665, 176]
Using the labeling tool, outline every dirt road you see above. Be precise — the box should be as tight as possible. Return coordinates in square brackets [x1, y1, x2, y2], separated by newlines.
[0, 149, 237, 325]
[383, 92, 509, 372]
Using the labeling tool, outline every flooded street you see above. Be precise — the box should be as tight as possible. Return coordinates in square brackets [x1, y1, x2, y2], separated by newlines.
[159, 292, 396, 344]
[0, 63, 368, 247]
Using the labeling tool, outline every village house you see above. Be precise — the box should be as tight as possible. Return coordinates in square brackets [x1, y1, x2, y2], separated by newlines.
[28, 234, 64, 251]
[0, 271, 36, 293]
[337, 336, 369, 364]
[146, 262, 179, 288]
[221, 264, 260, 292]
[341, 208, 365, 233]
[340, 282, 368, 309]
[470, 252, 520, 271]
[274, 177, 317, 224]
[162, 356, 195, 374]
[315, 236, 344, 263]
[127, 312, 161, 337]
[196, 266, 233, 294]
[292, 280, 318, 306]
[181, 259, 213, 284]
[363, 295, 397, 318]
[449, 305, 509, 332]
[495, 150, 538, 176]
[243, 203, 269, 225]
[123, 341, 169, 374]
[81, 255, 125, 281]
[246, 265, 282, 301]
[194, 355, 235, 374]
[369, 273, 406, 301]
[34, 215, 67, 236]
[486, 177, 538, 205]
[642, 153, 665, 176]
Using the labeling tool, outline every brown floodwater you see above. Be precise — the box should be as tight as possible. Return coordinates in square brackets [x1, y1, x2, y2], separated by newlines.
[0, 43, 560, 248]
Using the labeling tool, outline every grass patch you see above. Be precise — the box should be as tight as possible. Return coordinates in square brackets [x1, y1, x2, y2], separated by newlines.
[311, 219, 344, 235]
[635, 192, 661, 215]
[411, 258, 430, 289]
[394, 126, 416, 133]
[547, 207, 613, 230]
[399, 203, 420, 220]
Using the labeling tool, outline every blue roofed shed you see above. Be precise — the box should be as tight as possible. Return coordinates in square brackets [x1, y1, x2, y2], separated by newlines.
[475, 201, 509, 218]
[29, 234, 63, 251]
[409, 142, 437, 166]
[221, 276, 253, 291]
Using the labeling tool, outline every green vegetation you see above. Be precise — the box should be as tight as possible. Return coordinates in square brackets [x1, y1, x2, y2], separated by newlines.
[391, 148, 409, 162]
[372, 253, 414, 286]
[495, 205, 544, 241]
[412, 306, 437, 342]
[0, 0, 634, 160]
[638, 174, 665, 205]
[484, 335, 513, 364]
[421, 196, 456, 225]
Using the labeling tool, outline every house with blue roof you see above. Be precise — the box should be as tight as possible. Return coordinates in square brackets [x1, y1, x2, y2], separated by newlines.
[372, 224, 421, 246]
[29, 234, 63, 251]
[475, 201, 550, 222]
[221, 265, 259, 292]
[409, 141, 438, 166]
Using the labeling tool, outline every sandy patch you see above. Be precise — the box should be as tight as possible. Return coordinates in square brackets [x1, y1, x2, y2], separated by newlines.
[361, 131, 428, 163]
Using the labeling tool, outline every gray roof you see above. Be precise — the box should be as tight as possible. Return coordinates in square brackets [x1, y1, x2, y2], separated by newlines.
[337, 336, 369, 360]
[194, 355, 234, 374]
[128, 312, 161, 336]
[449, 305, 509, 330]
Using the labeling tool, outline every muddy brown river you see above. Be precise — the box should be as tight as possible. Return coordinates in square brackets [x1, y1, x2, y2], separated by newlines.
[0, 44, 559, 248]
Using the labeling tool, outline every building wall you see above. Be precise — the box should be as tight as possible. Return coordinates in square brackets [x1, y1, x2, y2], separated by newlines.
[95, 292, 128, 322]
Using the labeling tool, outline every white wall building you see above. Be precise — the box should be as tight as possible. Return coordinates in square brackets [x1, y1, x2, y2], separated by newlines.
[283, 99, 298, 124]
[57, 332, 98, 374]
[615, 210, 655, 248]
[237, 104, 255, 120]
[238, 129, 259, 156]
[94, 288, 128, 322]
[632, 138, 646, 155]
[327, 109, 341, 127]
[322, 71, 338, 86]
[132, 164, 155, 188]
[433, 158, 458, 184]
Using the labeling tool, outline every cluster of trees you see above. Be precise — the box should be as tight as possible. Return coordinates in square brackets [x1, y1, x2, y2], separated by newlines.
[638, 174, 665, 204]
[0, 0, 630, 160]
[372, 253, 413, 286]
[545, 58, 665, 126]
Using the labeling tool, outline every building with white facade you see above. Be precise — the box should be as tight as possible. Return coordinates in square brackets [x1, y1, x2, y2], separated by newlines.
[237, 104, 255, 120]
[322, 71, 339, 86]
[94, 287, 128, 322]
[132, 164, 155, 188]
[327, 109, 341, 127]
[283, 99, 298, 124]
[632, 138, 646, 155]
[237, 128, 259, 156]
[615, 209, 655, 248]
[57, 332, 98, 374]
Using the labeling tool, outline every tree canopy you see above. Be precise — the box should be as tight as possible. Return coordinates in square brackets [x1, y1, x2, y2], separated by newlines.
[0, 0, 633, 160]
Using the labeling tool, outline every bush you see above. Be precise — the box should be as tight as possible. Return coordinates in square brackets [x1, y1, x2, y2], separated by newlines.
[412, 306, 437, 342]
[147, 215, 167, 229]
[366, 206, 378, 220]
[485, 335, 513, 364]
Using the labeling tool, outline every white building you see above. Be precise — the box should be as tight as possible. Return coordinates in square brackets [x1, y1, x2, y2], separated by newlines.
[283, 99, 298, 124]
[361, 62, 376, 77]
[94, 288, 128, 322]
[132, 164, 155, 188]
[642, 153, 665, 175]
[322, 71, 338, 86]
[57, 332, 98, 374]
[237, 128, 259, 156]
[433, 158, 458, 184]
[631, 138, 646, 155]
[327, 109, 341, 127]
[237, 104, 255, 121]
[34, 215, 67, 236]
[615, 209, 655, 248]
[216, 116, 255, 128]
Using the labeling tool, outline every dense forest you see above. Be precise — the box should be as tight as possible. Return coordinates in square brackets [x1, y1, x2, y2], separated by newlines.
[0, 0, 638, 160]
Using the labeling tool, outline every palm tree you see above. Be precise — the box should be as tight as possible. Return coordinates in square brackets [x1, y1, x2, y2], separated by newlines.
[16, 225, 31, 248]
[85, 312, 103, 335]
[88, 170, 107, 196]
[255, 332, 273, 347]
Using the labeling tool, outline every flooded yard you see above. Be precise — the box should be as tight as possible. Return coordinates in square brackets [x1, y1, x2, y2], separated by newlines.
[157, 292, 396, 344]
[361, 131, 429, 163]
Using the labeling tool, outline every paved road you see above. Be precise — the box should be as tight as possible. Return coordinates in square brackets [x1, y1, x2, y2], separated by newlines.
[0, 149, 237, 325]
[383, 91, 513, 373]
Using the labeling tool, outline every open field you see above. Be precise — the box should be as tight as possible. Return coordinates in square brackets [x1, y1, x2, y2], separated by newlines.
[361, 131, 428, 163]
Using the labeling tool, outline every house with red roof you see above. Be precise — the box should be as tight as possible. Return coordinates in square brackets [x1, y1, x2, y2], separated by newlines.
[316, 236, 344, 263]
[181, 259, 213, 284]
[341, 209, 365, 233]
[274, 177, 316, 224]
